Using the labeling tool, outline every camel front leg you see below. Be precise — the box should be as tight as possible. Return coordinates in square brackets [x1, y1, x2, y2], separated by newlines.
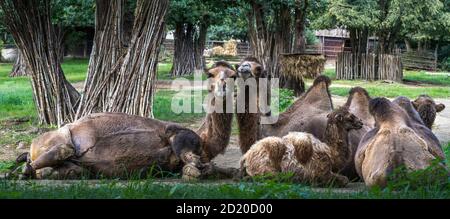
[30, 144, 75, 170]
[35, 162, 89, 179]
[200, 162, 240, 179]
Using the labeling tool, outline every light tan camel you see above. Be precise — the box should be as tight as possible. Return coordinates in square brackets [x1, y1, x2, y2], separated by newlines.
[355, 97, 446, 188]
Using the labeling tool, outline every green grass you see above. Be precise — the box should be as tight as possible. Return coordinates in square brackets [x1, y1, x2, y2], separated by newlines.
[0, 63, 36, 120]
[318, 68, 450, 98]
[62, 58, 90, 83]
[153, 89, 206, 123]
[157, 62, 208, 81]
[1, 177, 450, 199]
[404, 70, 450, 86]
[0, 60, 203, 123]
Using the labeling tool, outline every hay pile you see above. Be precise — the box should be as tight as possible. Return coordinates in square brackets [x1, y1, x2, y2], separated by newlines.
[212, 46, 225, 56]
[223, 39, 237, 56]
[280, 54, 326, 79]
[211, 39, 237, 57]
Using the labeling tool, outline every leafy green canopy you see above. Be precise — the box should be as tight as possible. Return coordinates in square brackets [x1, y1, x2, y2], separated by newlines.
[168, 0, 236, 28]
[314, 0, 450, 43]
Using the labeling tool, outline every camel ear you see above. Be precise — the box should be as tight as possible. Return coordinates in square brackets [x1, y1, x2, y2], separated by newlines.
[411, 101, 419, 110]
[436, 103, 445, 112]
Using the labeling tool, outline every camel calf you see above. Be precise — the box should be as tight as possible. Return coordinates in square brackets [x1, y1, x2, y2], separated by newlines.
[241, 107, 363, 187]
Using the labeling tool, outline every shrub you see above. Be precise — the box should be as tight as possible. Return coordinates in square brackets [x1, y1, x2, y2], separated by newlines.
[278, 88, 295, 112]
[386, 159, 450, 191]
[439, 57, 450, 71]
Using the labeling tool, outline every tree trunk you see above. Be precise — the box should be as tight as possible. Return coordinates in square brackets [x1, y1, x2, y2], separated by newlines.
[9, 51, 28, 77]
[54, 25, 66, 63]
[170, 23, 196, 77]
[0, 0, 80, 126]
[405, 39, 412, 52]
[76, 0, 127, 118]
[248, 0, 278, 78]
[106, 0, 169, 117]
[194, 23, 208, 72]
[293, 0, 308, 53]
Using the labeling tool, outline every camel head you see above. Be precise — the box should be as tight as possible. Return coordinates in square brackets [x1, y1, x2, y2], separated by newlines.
[412, 94, 445, 129]
[235, 56, 266, 80]
[205, 60, 237, 97]
[327, 107, 363, 131]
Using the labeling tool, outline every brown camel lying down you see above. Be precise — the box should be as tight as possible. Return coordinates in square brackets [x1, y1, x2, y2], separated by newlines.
[18, 113, 200, 179]
[16, 61, 240, 180]
[241, 107, 363, 186]
[355, 97, 447, 188]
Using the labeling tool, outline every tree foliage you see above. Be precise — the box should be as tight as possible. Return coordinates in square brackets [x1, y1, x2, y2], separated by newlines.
[315, 0, 450, 53]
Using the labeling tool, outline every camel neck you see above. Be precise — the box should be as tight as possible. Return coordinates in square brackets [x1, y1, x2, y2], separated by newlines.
[199, 110, 233, 161]
[324, 122, 350, 170]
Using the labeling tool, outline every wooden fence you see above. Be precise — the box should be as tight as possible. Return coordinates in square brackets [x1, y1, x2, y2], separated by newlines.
[399, 50, 437, 71]
[336, 52, 403, 81]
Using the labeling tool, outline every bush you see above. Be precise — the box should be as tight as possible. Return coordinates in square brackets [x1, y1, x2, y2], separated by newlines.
[278, 88, 295, 113]
[386, 159, 450, 191]
[439, 57, 450, 71]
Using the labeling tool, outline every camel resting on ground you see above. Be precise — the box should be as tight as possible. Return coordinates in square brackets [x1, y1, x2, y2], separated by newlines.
[19, 113, 189, 179]
[355, 97, 447, 188]
[240, 107, 363, 187]
[16, 61, 240, 180]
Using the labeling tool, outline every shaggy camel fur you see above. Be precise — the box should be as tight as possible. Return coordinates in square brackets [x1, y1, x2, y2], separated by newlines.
[262, 75, 334, 140]
[196, 61, 237, 162]
[341, 87, 375, 180]
[241, 107, 363, 186]
[412, 94, 445, 129]
[355, 97, 446, 188]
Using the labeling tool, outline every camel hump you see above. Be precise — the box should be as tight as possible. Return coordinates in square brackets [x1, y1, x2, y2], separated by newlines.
[348, 86, 370, 97]
[397, 126, 429, 152]
[282, 132, 314, 165]
[312, 75, 331, 87]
